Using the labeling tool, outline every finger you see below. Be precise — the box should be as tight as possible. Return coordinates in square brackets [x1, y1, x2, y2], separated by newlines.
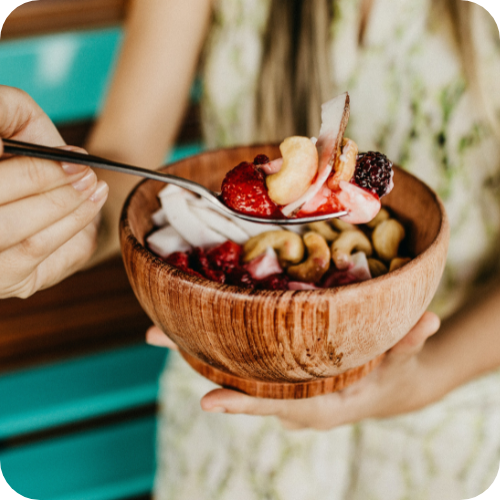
[389, 311, 441, 357]
[0, 182, 108, 298]
[278, 418, 307, 431]
[201, 389, 341, 430]
[145, 326, 179, 350]
[0, 149, 94, 205]
[0, 170, 99, 252]
[33, 219, 103, 293]
[0, 86, 64, 147]
[201, 388, 293, 417]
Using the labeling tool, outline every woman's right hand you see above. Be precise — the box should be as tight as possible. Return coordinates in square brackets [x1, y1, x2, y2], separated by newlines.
[0, 86, 109, 299]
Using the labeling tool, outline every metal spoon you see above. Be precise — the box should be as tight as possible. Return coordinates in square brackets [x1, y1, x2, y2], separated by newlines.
[2, 138, 347, 225]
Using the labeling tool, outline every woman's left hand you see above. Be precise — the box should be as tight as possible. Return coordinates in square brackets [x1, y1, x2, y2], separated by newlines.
[146, 311, 441, 430]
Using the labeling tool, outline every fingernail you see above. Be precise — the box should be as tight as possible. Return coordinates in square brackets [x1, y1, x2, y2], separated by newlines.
[62, 162, 88, 175]
[72, 171, 96, 192]
[205, 406, 226, 413]
[89, 180, 109, 203]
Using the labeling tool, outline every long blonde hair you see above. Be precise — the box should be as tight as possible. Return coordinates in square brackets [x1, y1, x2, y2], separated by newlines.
[255, 0, 478, 142]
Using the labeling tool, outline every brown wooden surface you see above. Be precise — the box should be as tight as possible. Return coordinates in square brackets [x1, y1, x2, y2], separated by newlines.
[120, 145, 450, 399]
[0, 256, 152, 374]
[1, 0, 130, 40]
[181, 350, 386, 399]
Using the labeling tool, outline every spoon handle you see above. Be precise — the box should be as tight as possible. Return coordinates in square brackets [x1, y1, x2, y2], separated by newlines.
[1, 138, 216, 199]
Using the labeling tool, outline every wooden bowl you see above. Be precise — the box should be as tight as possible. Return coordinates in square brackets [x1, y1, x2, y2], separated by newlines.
[120, 145, 449, 399]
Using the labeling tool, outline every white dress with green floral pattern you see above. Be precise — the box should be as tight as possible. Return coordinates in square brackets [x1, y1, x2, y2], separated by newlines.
[154, 1, 500, 499]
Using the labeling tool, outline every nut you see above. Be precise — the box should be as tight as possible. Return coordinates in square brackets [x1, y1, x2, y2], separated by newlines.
[330, 218, 357, 232]
[389, 257, 411, 272]
[288, 232, 331, 283]
[266, 136, 318, 205]
[331, 230, 373, 270]
[372, 219, 406, 261]
[243, 230, 305, 267]
[307, 222, 339, 242]
[366, 207, 390, 229]
[367, 258, 388, 278]
[327, 138, 358, 190]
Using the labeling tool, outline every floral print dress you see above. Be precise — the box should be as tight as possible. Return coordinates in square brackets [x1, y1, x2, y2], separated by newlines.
[154, 1, 500, 499]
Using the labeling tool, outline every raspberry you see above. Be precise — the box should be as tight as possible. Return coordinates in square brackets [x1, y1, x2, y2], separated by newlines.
[353, 152, 393, 198]
[164, 251, 204, 279]
[225, 266, 255, 289]
[207, 241, 242, 272]
[255, 274, 290, 290]
[221, 162, 282, 218]
[253, 154, 270, 166]
[190, 247, 225, 283]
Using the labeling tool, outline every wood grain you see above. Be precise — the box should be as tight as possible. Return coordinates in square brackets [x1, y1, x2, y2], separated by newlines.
[0, 257, 152, 374]
[1, 0, 130, 40]
[120, 145, 450, 399]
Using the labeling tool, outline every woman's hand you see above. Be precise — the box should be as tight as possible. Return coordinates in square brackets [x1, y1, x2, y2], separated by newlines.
[146, 311, 441, 430]
[0, 86, 109, 299]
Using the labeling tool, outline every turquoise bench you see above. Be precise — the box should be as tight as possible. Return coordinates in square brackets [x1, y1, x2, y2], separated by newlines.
[0, 26, 203, 499]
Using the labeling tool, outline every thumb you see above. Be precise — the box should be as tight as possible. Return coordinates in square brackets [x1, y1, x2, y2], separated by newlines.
[145, 326, 179, 350]
[388, 311, 440, 359]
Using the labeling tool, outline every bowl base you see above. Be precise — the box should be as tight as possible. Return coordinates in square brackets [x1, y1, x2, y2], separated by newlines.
[180, 351, 386, 399]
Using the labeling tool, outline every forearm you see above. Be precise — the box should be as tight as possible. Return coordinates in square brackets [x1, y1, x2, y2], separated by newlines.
[85, 0, 212, 264]
[421, 280, 500, 399]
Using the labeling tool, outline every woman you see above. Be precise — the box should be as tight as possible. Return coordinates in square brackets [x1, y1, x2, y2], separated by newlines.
[87, 0, 500, 498]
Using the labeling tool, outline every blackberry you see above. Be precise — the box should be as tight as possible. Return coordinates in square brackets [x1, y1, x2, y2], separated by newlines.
[353, 152, 393, 198]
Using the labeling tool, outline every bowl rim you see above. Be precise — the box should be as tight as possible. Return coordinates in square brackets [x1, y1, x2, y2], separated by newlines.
[120, 146, 450, 298]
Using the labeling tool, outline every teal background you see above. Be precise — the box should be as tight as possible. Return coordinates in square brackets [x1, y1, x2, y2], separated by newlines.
[0, 26, 203, 499]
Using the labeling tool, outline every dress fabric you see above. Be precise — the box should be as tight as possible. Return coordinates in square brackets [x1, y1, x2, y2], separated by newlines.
[154, 0, 500, 498]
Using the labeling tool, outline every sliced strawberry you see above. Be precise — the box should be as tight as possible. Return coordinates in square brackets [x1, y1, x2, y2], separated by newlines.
[221, 162, 283, 218]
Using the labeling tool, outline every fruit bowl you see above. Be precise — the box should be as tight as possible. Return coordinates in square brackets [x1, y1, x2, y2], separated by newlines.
[120, 145, 449, 399]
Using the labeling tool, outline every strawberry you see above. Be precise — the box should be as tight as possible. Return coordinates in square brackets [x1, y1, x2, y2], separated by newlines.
[221, 162, 283, 218]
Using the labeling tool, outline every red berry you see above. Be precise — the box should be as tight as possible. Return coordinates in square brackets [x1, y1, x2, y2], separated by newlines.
[255, 273, 290, 290]
[207, 241, 242, 272]
[253, 154, 270, 166]
[190, 247, 226, 283]
[221, 162, 282, 218]
[164, 251, 204, 279]
[225, 266, 255, 289]
[164, 251, 189, 269]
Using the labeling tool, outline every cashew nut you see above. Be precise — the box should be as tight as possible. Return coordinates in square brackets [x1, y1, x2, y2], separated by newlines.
[368, 258, 388, 278]
[366, 207, 390, 229]
[266, 136, 318, 205]
[243, 230, 305, 266]
[331, 230, 373, 270]
[328, 138, 358, 190]
[372, 219, 406, 261]
[288, 232, 331, 283]
[307, 222, 339, 242]
[330, 218, 357, 232]
[389, 257, 411, 272]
